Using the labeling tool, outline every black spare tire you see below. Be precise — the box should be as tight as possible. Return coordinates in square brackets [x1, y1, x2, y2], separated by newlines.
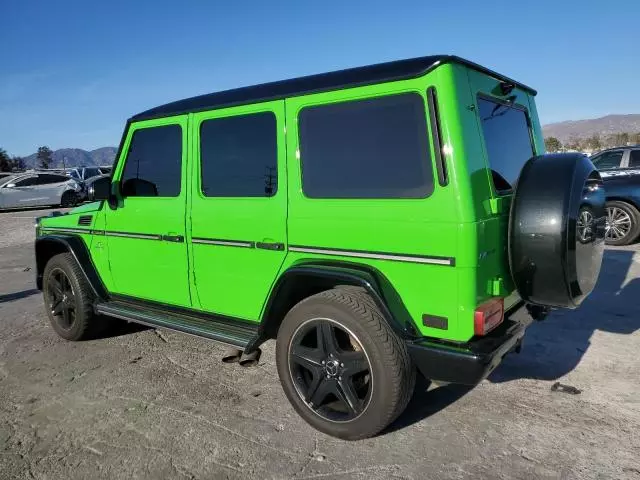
[509, 153, 605, 308]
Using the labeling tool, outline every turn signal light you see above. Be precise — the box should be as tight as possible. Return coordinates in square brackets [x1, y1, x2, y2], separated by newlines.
[474, 298, 504, 336]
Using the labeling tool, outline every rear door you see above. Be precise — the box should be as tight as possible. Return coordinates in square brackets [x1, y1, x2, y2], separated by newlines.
[105, 116, 191, 307]
[467, 68, 539, 306]
[34, 174, 70, 206]
[189, 101, 287, 320]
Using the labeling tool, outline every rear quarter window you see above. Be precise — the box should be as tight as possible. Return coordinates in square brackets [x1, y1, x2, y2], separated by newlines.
[298, 93, 434, 199]
[628, 150, 640, 168]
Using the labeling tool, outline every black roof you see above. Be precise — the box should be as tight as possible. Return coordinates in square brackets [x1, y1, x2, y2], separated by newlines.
[131, 55, 536, 122]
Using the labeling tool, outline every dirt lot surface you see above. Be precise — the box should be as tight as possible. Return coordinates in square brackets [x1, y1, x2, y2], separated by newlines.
[0, 207, 639, 479]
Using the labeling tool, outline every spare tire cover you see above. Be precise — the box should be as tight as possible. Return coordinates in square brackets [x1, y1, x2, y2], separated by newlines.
[509, 153, 605, 308]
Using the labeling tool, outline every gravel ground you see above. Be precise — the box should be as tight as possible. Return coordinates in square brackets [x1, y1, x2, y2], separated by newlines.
[0, 207, 638, 479]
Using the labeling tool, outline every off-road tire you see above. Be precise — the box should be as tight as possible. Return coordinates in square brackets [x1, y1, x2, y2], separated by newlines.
[276, 286, 415, 440]
[60, 191, 77, 208]
[605, 200, 640, 246]
[42, 253, 104, 340]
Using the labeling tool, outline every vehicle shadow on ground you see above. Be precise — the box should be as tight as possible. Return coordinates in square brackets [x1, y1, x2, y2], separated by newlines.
[97, 318, 151, 339]
[384, 249, 640, 434]
[0, 288, 40, 303]
[490, 249, 640, 383]
[383, 375, 473, 435]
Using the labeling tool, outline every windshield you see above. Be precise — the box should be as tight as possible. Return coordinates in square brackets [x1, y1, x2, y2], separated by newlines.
[478, 96, 535, 193]
[0, 175, 20, 187]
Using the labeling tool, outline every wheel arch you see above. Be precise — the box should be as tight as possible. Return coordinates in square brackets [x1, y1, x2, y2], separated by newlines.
[606, 196, 640, 211]
[35, 235, 108, 300]
[245, 261, 418, 353]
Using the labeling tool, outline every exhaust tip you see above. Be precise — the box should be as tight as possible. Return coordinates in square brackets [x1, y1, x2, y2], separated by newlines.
[221, 348, 243, 364]
[239, 349, 261, 367]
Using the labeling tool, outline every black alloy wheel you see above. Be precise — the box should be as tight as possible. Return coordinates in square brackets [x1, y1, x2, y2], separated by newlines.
[46, 268, 77, 331]
[288, 318, 372, 422]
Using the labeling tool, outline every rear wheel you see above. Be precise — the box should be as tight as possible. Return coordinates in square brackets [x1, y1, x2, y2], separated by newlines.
[276, 287, 414, 440]
[605, 200, 640, 246]
[43, 253, 104, 340]
[60, 191, 77, 208]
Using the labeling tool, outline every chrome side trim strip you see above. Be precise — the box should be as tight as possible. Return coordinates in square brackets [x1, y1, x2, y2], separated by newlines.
[289, 245, 454, 266]
[192, 238, 255, 248]
[40, 227, 90, 234]
[106, 231, 162, 240]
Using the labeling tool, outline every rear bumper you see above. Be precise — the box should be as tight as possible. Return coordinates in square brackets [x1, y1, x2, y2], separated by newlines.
[407, 304, 531, 385]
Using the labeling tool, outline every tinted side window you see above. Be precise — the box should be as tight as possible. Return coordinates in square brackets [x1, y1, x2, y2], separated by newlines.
[121, 125, 182, 197]
[37, 174, 68, 185]
[478, 97, 534, 191]
[591, 151, 623, 170]
[200, 112, 277, 197]
[628, 150, 640, 168]
[14, 177, 37, 187]
[299, 93, 433, 199]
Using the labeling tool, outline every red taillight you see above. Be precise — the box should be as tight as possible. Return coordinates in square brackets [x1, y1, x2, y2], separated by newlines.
[474, 298, 504, 336]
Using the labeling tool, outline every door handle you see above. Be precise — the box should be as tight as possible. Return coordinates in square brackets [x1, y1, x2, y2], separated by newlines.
[162, 234, 184, 243]
[256, 241, 285, 251]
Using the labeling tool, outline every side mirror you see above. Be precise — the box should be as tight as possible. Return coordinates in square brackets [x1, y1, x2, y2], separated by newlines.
[88, 176, 111, 201]
[5, 183, 16, 188]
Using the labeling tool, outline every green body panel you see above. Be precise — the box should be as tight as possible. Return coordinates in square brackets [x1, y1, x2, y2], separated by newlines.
[107, 115, 191, 307]
[188, 101, 287, 321]
[38, 62, 544, 343]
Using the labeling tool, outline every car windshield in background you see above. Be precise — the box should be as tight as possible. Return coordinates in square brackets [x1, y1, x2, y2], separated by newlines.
[84, 167, 101, 179]
[0, 175, 19, 186]
[478, 97, 534, 192]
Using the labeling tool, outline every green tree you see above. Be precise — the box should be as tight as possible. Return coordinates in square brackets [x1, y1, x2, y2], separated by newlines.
[37, 146, 53, 169]
[11, 156, 25, 171]
[0, 148, 11, 172]
[586, 134, 602, 151]
[544, 137, 562, 153]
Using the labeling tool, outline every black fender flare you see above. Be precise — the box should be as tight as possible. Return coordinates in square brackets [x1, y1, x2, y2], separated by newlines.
[35, 235, 109, 300]
[245, 261, 418, 353]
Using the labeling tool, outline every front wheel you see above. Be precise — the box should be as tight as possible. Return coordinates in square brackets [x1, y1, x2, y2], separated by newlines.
[605, 200, 640, 246]
[275, 287, 414, 440]
[42, 253, 104, 340]
[60, 191, 78, 208]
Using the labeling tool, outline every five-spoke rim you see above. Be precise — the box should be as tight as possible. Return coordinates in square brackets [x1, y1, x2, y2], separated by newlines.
[288, 318, 372, 423]
[605, 207, 632, 241]
[46, 268, 76, 330]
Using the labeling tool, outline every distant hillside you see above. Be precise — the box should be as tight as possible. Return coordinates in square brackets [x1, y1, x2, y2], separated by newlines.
[543, 114, 640, 143]
[25, 147, 116, 169]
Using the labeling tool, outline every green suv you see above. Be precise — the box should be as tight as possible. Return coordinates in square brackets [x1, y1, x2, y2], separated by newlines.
[35, 55, 606, 440]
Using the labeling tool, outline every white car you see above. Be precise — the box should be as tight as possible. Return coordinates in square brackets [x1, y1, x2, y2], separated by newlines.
[0, 173, 82, 209]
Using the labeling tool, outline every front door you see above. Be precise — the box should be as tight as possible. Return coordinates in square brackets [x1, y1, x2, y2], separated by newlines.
[190, 101, 287, 320]
[1, 175, 39, 208]
[105, 116, 191, 307]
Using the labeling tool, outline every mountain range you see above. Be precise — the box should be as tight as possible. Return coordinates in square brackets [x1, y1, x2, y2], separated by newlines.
[24, 147, 117, 169]
[543, 114, 640, 143]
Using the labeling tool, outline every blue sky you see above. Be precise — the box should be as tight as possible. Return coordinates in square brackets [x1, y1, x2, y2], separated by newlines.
[1, 0, 638, 156]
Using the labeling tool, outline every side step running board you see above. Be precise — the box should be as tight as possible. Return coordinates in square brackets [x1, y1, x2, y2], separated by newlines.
[95, 300, 257, 348]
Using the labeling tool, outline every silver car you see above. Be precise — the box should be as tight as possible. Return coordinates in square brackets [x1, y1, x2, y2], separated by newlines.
[0, 173, 82, 209]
